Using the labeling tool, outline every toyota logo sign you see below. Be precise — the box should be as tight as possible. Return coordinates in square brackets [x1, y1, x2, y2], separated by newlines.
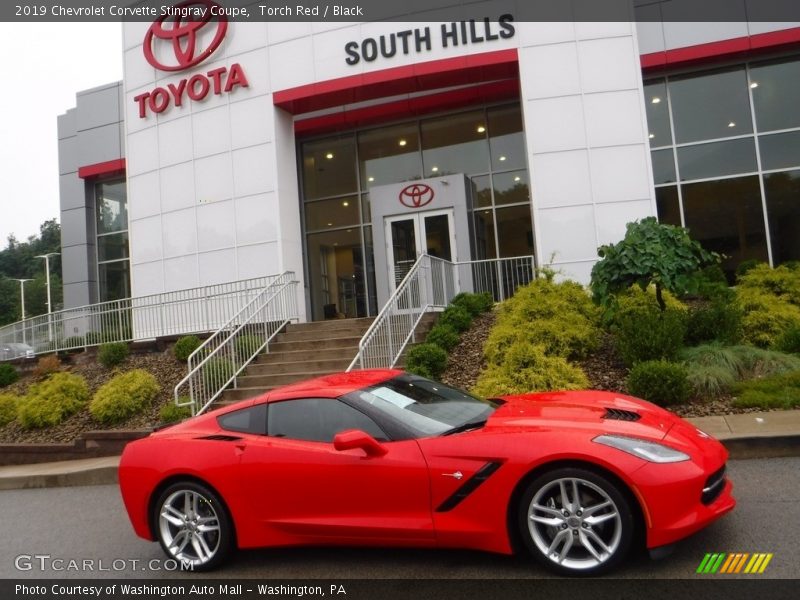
[143, 0, 228, 72]
[399, 184, 435, 208]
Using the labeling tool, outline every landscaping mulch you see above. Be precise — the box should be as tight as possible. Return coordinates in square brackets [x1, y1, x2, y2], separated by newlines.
[440, 311, 496, 393]
[0, 350, 187, 444]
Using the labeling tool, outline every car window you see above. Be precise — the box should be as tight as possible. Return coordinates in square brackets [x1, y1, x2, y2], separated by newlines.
[267, 398, 388, 443]
[217, 404, 267, 435]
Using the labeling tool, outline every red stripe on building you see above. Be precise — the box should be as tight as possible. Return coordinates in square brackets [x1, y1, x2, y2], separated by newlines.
[78, 158, 126, 179]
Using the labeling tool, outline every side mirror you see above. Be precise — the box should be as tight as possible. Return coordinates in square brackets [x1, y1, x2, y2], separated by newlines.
[333, 429, 388, 457]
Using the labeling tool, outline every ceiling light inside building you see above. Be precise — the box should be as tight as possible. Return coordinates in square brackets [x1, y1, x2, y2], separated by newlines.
[514, 176, 521, 182]
[750, 82, 759, 89]
[398, 139, 407, 147]
[499, 156, 507, 161]
[649, 133, 655, 139]
[651, 97, 661, 104]
[431, 166, 439, 172]
[728, 121, 736, 128]
[342, 201, 349, 207]
[477, 125, 486, 133]
[368, 176, 375, 182]
[325, 152, 334, 159]
[327, 222, 333, 226]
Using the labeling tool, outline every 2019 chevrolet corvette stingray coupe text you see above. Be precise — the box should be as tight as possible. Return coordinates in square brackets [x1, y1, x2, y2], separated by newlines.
[119, 369, 735, 576]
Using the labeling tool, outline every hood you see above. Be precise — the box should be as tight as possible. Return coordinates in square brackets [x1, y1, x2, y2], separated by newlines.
[487, 390, 682, 441]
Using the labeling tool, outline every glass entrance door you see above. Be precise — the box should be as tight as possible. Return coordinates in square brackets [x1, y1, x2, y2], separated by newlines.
[384, 209, 456, 293]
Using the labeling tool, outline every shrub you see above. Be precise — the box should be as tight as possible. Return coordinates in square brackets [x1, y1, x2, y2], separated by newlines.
[90, 370, 161, 425]
[159, 402, 192, 424]
[0, 364, 19, 388]
[98, 342, 129, 368]
[627, 360, 690, 407]
[686, 364, 736, 399]
[202, 357, 235, 390]
[736, 259, 765, 281]
[405, 343, 448, 379]
[17, 372, 89, 429]
[685, 299, 742, 346]
[174, 335, 202, 361]
[63, 336, 86, 349]
[451, 292, 494, 317]
[235, 334, 262, 358]
[775, 325, 800, 355]
[437, 305, 472, 333]
[733, 371, 800, 409]
[473, 342, 589, 397]
[613, 291, 687, 366]
[0, 393, 19, 426]
[737, 264, 800, 347]
[425, 324, 460, 352]
[32, 354, 61, 379]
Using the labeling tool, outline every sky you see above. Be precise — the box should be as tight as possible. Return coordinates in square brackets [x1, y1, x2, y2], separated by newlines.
[0, 22, 123, 249]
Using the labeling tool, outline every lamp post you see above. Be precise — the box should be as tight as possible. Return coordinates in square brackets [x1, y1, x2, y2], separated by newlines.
[10, 278, 33, 344]
[36, 252, 60, 342]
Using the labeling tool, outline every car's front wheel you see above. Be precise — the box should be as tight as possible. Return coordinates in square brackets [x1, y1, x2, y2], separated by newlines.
[154, 481, 234, 571]
[518, 467, 634, 576]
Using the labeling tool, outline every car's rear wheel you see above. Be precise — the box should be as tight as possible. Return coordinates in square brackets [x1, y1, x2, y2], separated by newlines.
[154, 481, 233, 571]
[518, 467, 634, 576]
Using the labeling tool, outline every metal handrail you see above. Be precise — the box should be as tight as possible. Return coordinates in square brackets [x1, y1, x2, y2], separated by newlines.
[0, 274, 281, 356]
[174, 272, 299, 415]
[346, 255, 535, 372]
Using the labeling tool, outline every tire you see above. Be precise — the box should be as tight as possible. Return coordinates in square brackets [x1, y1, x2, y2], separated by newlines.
[154, 480, 234, 571]
[517, 467, 634, 576]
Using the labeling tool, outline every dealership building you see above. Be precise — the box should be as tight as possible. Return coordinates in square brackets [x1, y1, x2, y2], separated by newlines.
[57, 3, 800, 325]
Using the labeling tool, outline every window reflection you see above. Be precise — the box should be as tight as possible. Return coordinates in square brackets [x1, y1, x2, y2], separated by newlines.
[759, 131, 800, 172]
[358, 124, 421, 189]
[422, 110, 490, 175]
[98, 261, 130, 302]
[302, 135, 357, 200]
[751, 59, 800, 133]
[764, 170, 800, 265]
[644, 80, 672, 146]
[96, 181, 127, 234]
[495, 205, 534, 258]
[471, 175, 492, 208]
[305, 196, 360, 232]
[655, 186, 681, 226]
[651, 149, 676, 185]
[97, 232, 129, 262]
[488, 105, 526, 171]
[677, 138, 757, 181]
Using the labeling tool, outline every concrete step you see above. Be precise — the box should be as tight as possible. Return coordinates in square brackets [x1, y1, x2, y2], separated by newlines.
[266, 336, 362, 352]
[255, 348, 357, 365]
[275, 326, 371, 342]
[246, 357, 353, 375]
[286, 317, 374, 333]
[222, 386, 275, 402]
[238, 369, 340, 388]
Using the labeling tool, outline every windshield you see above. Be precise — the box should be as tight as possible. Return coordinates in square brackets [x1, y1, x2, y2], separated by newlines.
[347, 374, 497, 437]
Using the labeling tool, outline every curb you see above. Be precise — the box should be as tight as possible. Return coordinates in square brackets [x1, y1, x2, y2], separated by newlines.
[720, 434, 800, 460]
[0, 457, 119, 491]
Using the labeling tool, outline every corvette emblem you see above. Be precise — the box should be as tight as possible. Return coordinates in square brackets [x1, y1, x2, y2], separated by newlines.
[443, 471, 463, 480]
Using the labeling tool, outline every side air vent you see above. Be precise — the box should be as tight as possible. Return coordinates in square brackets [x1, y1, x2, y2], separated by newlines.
[603, 408, 641, 422]
[197, 434, 242, 442]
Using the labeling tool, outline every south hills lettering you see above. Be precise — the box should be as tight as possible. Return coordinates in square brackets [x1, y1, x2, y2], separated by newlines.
[344, 14, 515, 65]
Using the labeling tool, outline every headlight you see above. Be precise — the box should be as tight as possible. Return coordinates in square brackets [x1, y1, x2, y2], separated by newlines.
[593, 434, 690, 463]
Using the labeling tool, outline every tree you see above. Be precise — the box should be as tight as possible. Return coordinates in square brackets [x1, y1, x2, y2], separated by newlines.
[590, 217, 720, 312]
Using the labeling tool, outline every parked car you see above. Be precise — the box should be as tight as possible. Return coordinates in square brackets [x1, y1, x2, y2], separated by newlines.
[119, 369, 735, 576]
[0, 342, 35, 361]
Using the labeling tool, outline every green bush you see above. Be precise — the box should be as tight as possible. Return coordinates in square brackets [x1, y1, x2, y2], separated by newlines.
[202, 357, 235, 390]
[613, 291, 687, 366]
[174, 335, 202, 361]
[473, 341, 589, 397]
[736, 259, 765, 281]
[437, 305, 472, 333]
[732, 371, 800, 409]
[685, 299, 742, 346]
[17, 372, 89, 429]
[425, 324, 461, 352]
[0, 393, 19, 426]
[159, 402, 192, 424]
[235, 334, 262, 358]
[686, 364, 736, 399]
[0, 364, 19, 388]
[737, 264, 800, 347]
[405, 343, 448, 379]
[90, 369, 161, 425]
[98, 342, 129, 368]
[627, 360, 690, 407]
[775, 325, 800, 355]
[451, 292, 494, 316]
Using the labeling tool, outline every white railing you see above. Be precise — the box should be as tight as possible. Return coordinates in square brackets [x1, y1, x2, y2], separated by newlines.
[0, 275, 282, 357]
[174, 272, 299, 415]
[347, 255, 535, 372]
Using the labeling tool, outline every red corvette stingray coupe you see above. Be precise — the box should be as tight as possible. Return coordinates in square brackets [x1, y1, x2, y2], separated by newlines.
[119, 369, 735, 576]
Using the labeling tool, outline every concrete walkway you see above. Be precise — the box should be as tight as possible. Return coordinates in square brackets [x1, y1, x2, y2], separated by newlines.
[1, 409, 799, 491]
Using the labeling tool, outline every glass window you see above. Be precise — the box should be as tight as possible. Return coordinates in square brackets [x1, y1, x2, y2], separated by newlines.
[473, 209, 496, 259]
[669, 67, 752, 144]
[764, 170, 800, 265]
[97, 232, 129, 262]
[421, 110, 490, 175]
[682, 176, 769, 277]
[677, 138, 757, 181]
[218, 404, 267, 435]
[96, 181, 128, 234]
[750, 58, 800, 132]
[655, 186, 682, 227]
[488, 105, 526, 171]
[267, 398, 387, 442]
[363, 225, 378, 315]
[493, 171, 530, 206]
[302, 135, 357, 200]
[471, 175, 492, 208]
[98, 261, 130, 302]
[651, 149, 677, 185]
[759, 131, 800, 172]
[644, 80, 672, 146]
[495, 205, 534, 258]
[306, 228, 365, 321]
[358, 123, 422, 189]
[305, 196, 360, 231]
